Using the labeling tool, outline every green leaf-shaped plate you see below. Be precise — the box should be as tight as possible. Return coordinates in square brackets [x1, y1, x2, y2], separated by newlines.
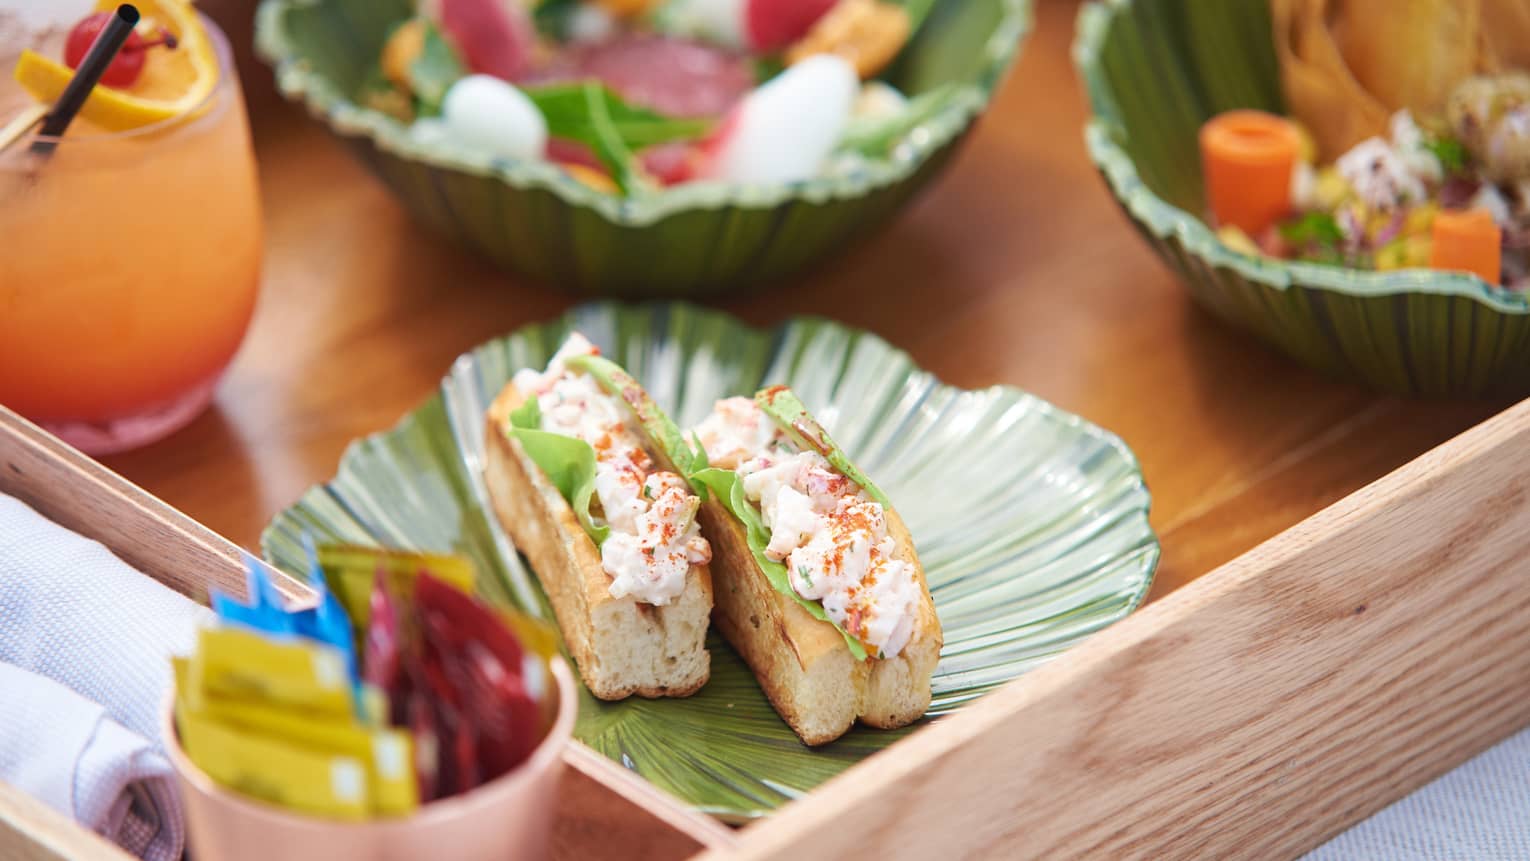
[262, 303, 1159, 821]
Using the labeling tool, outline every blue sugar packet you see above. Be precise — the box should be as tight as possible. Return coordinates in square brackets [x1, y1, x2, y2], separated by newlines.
[212, 547, 361, 695]
[294, 536, 359, 690]
[211, 554, 295, 636]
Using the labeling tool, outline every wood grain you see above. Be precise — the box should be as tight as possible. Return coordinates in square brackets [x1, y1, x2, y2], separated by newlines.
[0, 408, 288, 605]
[97, 0, 1509, 608]
[0, 783, 132, 861]
[710, 397, 1530, 861]
[0, 407, 729, 861]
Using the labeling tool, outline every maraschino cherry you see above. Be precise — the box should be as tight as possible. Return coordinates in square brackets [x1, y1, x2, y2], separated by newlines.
[64, 11, 178, 88]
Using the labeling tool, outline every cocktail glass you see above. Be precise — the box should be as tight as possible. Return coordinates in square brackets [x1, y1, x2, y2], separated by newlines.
[0, 12, 262, 455]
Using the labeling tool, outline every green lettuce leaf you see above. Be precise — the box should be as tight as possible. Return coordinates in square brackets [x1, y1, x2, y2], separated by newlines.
[531, 0, 581, 39]
[524, 82, 712, 194]
[1424, 135, 1470, 176]
[897, 0, 938, 30]
[409, 20, 466, 116]
[755, 386, 891, 508]
[564, 354, 700, 475]
[836, 83, 967, 159]
[507, 396, 610, 545]
[690, 468, 868, 661]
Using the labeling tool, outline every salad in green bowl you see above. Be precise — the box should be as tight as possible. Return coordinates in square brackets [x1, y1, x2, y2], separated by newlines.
[256, 0, 1030, 294]
[365, 0, 958, 195]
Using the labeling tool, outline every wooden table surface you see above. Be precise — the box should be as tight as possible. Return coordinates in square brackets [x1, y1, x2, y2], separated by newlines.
[102, 0, 1508, 602]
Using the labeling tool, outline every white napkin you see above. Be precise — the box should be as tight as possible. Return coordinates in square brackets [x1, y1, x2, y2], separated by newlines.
[0, 662, 183, 861]
[0, 492, 213, 858]
[0, 492, 212, 746]
[1303, 727, 1530, 860]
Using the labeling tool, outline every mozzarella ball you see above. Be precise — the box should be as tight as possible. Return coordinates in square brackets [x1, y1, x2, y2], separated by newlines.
[440, 74, 548, 162]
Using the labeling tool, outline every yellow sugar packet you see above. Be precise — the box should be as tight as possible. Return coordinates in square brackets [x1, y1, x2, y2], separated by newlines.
[177, 704, 372, 821]
[174, 650, 417, 818]
[187, 695, 417, 816]
[317, 545, 476, 632]
[193, 627, 353, 717]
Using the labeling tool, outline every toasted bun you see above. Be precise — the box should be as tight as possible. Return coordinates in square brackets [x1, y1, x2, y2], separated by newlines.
[483, 384, 712, 701]
[699, 496, 940, 745]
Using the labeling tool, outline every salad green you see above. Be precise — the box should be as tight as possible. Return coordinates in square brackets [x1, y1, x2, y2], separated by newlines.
[526, 83, 710, 193]
[756, 386, 890, 508]
[564, 354, 700, 474]
[838, 84, 961, 158]
[411, 20, 467, 114]
[507, 397, 610, 545]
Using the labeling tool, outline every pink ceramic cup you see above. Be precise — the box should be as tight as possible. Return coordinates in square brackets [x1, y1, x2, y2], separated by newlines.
[162, 658, 576, 861]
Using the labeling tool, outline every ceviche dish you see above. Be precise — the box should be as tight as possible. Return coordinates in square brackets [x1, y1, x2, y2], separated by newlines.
[1198, 0, 1530, 289]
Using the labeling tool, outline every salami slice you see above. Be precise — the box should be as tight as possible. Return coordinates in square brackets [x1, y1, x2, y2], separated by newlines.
[525, 33, 754, 119]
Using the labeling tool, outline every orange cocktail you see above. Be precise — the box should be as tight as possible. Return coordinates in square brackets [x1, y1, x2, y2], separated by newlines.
[0, 9, 260, 454]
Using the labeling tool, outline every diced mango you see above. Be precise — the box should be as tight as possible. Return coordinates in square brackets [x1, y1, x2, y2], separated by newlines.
[1216, 225, 1262, 256]
[381, 19, 426, 90]
[1313, 168, 1351, 210]
[1376, 235, 1432, 270]
[1405, 202, 1439, 238]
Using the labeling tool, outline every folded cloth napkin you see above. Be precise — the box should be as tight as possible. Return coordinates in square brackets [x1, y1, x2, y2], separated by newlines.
[0, 491, 213, 859]
[0, 662, 184, 861]
[0, 492, 212, 748]
[1303, 726, 1530, 860]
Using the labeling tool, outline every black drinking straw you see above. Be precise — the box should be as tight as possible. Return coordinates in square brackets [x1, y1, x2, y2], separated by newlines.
[30, 4, 140, 155]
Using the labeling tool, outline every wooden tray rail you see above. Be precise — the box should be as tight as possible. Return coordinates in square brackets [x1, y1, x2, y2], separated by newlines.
[4, 402, 1530, 859]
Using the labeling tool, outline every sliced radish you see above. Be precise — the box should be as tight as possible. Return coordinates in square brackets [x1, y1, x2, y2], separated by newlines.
[426, 0, 536, 81]
[546, 137, 606, 172]
[662, 0, 835, 52]
[745, 0, 839, 52]
[698, 54, 857, 184]
[641, 141, 702, 185]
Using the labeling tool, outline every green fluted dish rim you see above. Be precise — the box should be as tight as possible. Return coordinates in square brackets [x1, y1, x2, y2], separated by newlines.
[254, 0, 1033, 228]
[1073, 0, 1530, 316]
[261, 302, 1158, 821]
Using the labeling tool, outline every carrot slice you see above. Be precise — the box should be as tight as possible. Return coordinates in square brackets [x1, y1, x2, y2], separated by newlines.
[1430, 209, 1502, 284]
[1200, 110, 1304, 236]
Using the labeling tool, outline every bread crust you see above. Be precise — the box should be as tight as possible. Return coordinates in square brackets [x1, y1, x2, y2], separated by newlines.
[699, 493, 940, 745]
[483, 384, 712, 701]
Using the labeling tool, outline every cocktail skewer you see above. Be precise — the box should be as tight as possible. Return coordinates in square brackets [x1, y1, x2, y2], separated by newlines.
[0, 104, 47, 154]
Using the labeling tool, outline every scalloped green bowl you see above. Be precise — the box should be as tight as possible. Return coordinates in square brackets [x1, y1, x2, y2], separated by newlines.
[254, 0, 1031, 296]
[1075, 0, 1530, 397]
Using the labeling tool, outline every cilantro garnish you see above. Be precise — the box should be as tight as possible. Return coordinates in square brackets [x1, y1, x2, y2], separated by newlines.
[1424, 136, 1470, 176]
[1278, 212, 1372, 268]
[1279, 211, 1344, 248]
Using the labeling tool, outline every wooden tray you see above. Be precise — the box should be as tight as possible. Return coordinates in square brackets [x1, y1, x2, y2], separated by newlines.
[4, 400, 1530, 860]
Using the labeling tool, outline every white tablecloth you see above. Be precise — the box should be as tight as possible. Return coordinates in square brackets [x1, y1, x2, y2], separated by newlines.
[1303, 727, 1530, 860]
